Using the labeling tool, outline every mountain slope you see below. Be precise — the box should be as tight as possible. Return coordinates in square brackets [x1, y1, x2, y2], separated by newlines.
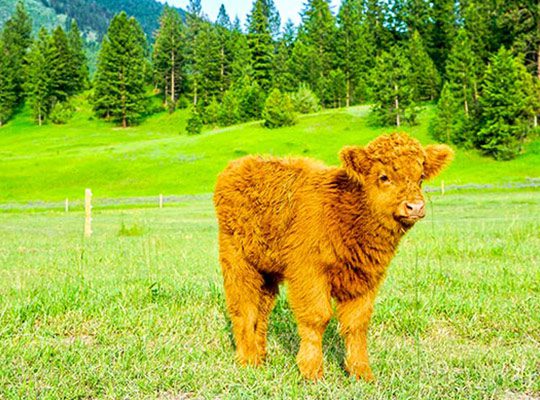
[0, 0, 185, 42]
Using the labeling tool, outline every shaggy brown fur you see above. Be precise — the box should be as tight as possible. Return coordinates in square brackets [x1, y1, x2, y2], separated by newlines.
[214, 133, 453, 381]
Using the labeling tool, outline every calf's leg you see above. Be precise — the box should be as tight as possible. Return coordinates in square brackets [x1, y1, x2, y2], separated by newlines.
[287, 273, 333, 380]
[336, 292, 376, 382]
[255, 274, 280, 361]
[219, 238, 266, 365]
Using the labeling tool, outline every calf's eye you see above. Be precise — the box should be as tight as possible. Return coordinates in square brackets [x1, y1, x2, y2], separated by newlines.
[379, 174, 389, 183]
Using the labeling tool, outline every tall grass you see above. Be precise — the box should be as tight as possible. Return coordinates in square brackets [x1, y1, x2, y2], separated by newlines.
[0, 190, 538, 399]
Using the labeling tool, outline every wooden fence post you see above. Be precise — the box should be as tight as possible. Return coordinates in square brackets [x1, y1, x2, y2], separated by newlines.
[84, 189, 92, 237]
[159, 194, 163, 209]
[65, 198, 69, 212]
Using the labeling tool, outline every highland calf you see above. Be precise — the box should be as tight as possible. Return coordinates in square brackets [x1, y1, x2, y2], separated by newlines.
[214, 133, 453, 381]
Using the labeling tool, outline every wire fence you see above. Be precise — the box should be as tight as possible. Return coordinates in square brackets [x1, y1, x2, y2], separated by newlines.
[0, 179, 538, 212]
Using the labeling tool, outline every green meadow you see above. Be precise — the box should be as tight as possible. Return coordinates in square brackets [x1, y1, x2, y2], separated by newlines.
[0, 98, 539, 204]
[1, 102, 539, 398]
[0, 191, 538, 399]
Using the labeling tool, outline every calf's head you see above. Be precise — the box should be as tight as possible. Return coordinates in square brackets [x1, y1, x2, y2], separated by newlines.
[340, 133, 454, 228]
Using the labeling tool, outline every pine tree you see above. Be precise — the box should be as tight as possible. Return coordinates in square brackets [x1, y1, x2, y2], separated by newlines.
[263, 88, 296, 128]
[262, 0, 281, 40]
[234, 76, 266, 121]
[68, 20, 89, 93]
[272, 20, 296, 92]
[371, 45, 417, 126]
[292, 0, 337, 106]
[499, 0, 540, 79]
[0, 1, 32, 102]
[247, 0, 274, 91]
[336, 0, 372, 106]
[216, 5, 234, 97]
[407, 30, 440, 101]
[218, 89, 240, 126]
[186, 107, 203, 134]
[25, 29, 53, 126]
[0, 40, 17, 126]
[196, 22, 222, 105]
[216, 4, 232, 29]
[185, 0, 204, 105]
[363, 0, 392, 56]
[430, 0, 457, 75]
[93, 12, 146, 127]
[153, 6, 185, 110]
[477, 47, 537, 159]
[430, 82, 458, 143]
[203, 96, 220, 125]
[326, 69, 347, 108]
[230, 22, 252, 83]
[49, 26, 73, 103]
[445, 29, 482, 119]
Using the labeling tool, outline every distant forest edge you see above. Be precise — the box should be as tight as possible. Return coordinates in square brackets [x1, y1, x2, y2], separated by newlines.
[0, 0, 539, 160]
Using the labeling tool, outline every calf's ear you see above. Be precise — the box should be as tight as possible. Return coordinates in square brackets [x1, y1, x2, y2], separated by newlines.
[423, 144, 454, 180]
[339, 146, 369, 184]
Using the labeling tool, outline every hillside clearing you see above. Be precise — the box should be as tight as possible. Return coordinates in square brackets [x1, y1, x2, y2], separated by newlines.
[1, 102, 539, 203]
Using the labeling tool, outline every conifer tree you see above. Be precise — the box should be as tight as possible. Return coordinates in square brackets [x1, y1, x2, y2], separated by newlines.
[0, 40, 17, 126]
[477, 47, 537, 159]
[326, 69, 347, 108]
[196, 22, 222, 105]
[445, 29, 482, 123]
[247, 0, 274, 91]
[271, 20, 296, 91]
[363, 0, 392, 56]
[218, 89, 240, 126]
[153, 6, 185, 110]
[371, 45, 416, 126]
[262, 0, 281, 40]
[292, 0, 337, 106]
[500, 0, 540, 79]
[230, 21, 252, 83]
[216, 5, 233, 97]
[49, 26, 73, 103]
[430, 0, 457, 75]
[234, 76, 266, 121]
[216, 4, 232, 29]
[68, 20, 89, 93]
[0, 1, 32, 102]
[25, 29, 53, 126]
[407, 30, 440, 101]
[263, 88, 296, 128]
[430, 82, 458, 143]
[185, 0, 204, 105]
[93, 12, 146, 127]
[336, 0, 372, 106]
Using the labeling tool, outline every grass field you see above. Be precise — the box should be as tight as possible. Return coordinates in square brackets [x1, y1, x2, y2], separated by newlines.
[0, 190, 538, 399]
[1, 98, 539, 203]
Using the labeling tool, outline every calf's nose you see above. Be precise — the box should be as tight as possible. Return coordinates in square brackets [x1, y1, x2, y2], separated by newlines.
[405, 201, 425, 218]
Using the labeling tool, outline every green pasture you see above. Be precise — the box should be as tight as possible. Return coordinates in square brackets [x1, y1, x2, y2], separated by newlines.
[0, 190, 538, 399]
[1, 99, 539, 204]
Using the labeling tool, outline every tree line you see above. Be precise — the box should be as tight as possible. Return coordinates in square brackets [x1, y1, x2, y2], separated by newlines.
[0, 0, 539, 159]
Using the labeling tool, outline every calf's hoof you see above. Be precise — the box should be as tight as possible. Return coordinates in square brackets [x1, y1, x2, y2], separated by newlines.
[346, 363, 375, 382]
[297, 355, 324, 381]
[236, 350, 265, 366]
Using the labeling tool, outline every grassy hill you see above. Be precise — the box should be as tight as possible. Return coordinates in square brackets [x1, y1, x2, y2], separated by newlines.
[0, 97, 539, 203]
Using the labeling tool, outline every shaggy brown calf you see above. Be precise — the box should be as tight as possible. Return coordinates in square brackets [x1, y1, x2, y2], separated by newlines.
[214, 133, 453, 381]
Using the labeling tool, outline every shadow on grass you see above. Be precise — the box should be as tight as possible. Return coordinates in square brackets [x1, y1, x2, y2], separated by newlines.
[218, 288, 347, 372]
[268, 293, 347, 370]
